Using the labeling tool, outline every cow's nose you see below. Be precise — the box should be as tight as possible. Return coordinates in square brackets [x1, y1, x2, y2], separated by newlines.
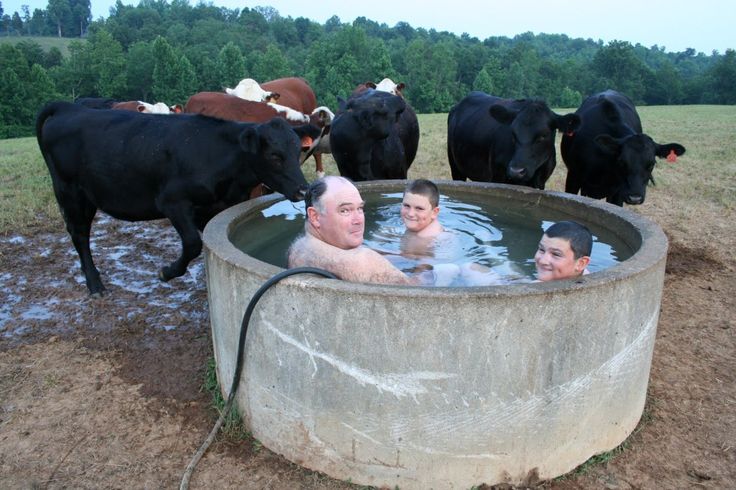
[509, 167, 527, 180]
[294, 186, 308, 201]
[627, 195, 643, 205]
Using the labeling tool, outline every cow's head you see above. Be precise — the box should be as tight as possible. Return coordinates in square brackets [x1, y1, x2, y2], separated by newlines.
[490, 100, 581, 189]
[226, 78, 279, 103]
[595, 133, 685, 205]
[349, 90, 406, 139]
[238, 117, 309, 201]
[375, 78, 406, 97]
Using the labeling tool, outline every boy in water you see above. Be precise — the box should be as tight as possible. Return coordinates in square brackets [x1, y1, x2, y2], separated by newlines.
[396, 179, 459, 285]
[401, 179, 444, 238]
[534, 221, 592, 281]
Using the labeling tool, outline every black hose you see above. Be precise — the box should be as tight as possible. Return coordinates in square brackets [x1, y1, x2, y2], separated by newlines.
[180, 267, 337, 490]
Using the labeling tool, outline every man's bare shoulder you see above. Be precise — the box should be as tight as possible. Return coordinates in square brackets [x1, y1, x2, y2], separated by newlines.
[288, 234, 412, 285]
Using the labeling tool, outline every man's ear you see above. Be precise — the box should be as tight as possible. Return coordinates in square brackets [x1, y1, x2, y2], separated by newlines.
[307, 206, 320, 228]
[575, 256, 590, 273]
[432, 206, 440, 220]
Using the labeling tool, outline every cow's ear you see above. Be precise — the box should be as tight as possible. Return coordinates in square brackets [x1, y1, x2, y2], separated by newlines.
[388, 96, 406, 120]
[396, 82, 406, 92]
[171, 104, 183, 114]
[489, 104, 516, 125]
[293, 123, 321, 141]
[556, 113, 581, 134]
[655, 143, 686, 158]
[239, 127, 260, 154]
[366, 82, 377, 89]
[594, 134, 621, 155]
[136, 104, 147, 113]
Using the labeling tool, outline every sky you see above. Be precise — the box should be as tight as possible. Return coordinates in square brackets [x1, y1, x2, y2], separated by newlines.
[4, 0, 734, 54]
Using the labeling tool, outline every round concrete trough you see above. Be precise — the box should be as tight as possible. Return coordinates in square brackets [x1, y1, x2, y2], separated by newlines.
[202, 180, 667, 489]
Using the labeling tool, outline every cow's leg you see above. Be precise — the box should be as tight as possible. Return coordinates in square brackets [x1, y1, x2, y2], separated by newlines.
[57, 189, 104, 296]
[447, 147, 466, 181]
[564, 173, 582, 195]
[313, 152, 325, 178]
[159, 202, 202, 281]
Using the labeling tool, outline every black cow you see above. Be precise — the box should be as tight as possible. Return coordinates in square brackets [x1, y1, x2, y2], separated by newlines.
[561, 90, 686, 206]
[36, 101, 310, 296]
[329, 89, 410, 181]
[447, 92, 580, 189]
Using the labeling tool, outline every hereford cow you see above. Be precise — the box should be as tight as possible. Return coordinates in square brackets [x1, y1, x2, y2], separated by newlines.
[75, 97, 182, 114]
[225, 78, 278, 102]
[36, 101, 310, 296]
[329, 89, 409, 181]
[561, 90, 686, 206]
[447, 92, 580, 189]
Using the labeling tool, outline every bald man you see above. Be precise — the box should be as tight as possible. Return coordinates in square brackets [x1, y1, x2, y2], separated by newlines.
[288, 176, 417, 285]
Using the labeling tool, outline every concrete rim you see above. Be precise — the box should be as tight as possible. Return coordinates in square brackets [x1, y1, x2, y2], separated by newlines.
[202, 180, 668, 297]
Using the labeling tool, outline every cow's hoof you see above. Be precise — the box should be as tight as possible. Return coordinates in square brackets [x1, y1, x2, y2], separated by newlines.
[159, 269, 172, 282]
[89, 291, 104, 299]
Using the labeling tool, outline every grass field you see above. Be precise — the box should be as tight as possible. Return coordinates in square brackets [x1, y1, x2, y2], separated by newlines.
[2, 105, 734, 237]
[0, 35, 79, 57]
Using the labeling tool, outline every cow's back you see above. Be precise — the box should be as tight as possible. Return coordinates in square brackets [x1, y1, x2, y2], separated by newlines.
[261, 77, 317, 114]
[184, 92, 276, 123]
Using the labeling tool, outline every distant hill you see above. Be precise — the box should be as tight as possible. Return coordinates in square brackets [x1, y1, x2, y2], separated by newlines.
[0, 36, 83, 57]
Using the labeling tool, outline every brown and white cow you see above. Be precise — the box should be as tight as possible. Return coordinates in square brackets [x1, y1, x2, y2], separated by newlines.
[111, 100, 183, 114]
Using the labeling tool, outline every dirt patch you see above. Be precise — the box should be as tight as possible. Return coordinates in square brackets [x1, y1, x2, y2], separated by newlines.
[1, 209, 734, 488]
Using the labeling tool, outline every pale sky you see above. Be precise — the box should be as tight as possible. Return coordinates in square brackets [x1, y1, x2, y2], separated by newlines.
[4, 0, 734, 54]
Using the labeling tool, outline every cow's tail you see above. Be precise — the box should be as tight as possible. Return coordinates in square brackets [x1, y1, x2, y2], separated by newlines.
[35, 102, 67, 175]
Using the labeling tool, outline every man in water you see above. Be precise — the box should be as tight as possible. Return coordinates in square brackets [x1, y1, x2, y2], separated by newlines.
[288, 176, 417, 285]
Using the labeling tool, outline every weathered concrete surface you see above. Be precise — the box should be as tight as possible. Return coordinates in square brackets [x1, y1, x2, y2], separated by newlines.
[203, 181, 667, 489]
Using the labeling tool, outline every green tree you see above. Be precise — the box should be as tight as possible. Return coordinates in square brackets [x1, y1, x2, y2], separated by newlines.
[151, 36, 198, 105]
[70, 0, 91, 36]
[29, 63, 60, 108]
[404, 38, 456, 112]
[126, 41, 155, 100]
[216, 41, 245, 89]
[250, 44, 291, 82]
[47, 0, 71, 37]
[708, 49, 736, 104]
[472, 68, 494, 93]
[89, 29, 126, 98]
[590, 40, 650, 102]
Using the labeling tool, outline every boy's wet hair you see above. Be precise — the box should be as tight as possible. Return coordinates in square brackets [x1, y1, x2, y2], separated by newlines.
[404, 179, 440, 208]
[544, 221, 593, 259]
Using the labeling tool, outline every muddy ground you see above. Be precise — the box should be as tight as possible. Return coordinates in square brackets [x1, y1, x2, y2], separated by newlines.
[1, 193, 734, 489]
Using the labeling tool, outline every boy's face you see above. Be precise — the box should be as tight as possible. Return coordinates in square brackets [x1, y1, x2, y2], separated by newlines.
[534, 234, 589, 281]
[401, 192, 439, 233]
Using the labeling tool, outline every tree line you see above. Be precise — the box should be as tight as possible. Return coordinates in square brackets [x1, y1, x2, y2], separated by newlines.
[1, 0, 734, 139]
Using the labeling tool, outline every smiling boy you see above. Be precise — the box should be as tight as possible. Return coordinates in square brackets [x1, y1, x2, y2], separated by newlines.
[400, 179, 444, 238]
[534, 221, 592, 281]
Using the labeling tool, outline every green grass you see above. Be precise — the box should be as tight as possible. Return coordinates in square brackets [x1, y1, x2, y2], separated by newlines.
[0, 136, 60, 233]
[202, 357, 251, 442]
[0, 35, 81, 57]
